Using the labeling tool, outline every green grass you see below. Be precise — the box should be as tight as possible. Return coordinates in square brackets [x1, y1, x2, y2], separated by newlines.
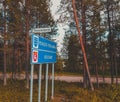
[55, 71, 82, 76]
[55, 71, 120, 78]
[0, 80, 120, 102]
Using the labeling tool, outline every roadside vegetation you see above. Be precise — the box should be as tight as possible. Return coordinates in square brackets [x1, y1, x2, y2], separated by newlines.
[0, 0, 120, 101]
[0, 80, 120, 102]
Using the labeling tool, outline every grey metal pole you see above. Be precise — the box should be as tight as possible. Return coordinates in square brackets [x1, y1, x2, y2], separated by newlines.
[51, 63, 54, 100]
[45, 64, 49, 102]
[30, 64, 34, 102]
[38, 64, 42, 102]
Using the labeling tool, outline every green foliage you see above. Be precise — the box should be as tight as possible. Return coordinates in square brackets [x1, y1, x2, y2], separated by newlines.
[110, 85, 120, 102]
[31, 0, 54, 25]
[55, 81, 120, 102]
[0, 80, 29, 102]
[66, 34, 81, 72]
[55, 55, 64, 72]
[0, 0, 56, 81]
[0, 80, 120, 102]
[60, 0, 120, 76]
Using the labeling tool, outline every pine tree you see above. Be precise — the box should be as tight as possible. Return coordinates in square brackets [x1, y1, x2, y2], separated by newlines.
[0, 0, 55, 86]
[67, 34, 80, 72]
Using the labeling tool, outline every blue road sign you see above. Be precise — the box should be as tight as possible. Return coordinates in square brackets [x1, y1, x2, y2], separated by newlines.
[31, 34, 57, 64]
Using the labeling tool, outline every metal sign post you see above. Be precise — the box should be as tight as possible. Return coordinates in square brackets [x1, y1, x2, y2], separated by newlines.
[38, 64, 42, 102]
[45, 64, 49, 102]
[51, 63, 54, 100]
[30, 34, 57, 102]
[30, 64, 34, 102]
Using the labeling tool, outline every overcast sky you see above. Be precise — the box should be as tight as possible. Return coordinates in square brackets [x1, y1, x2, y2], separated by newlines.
[51, 0, 66, 52]
[51, 0, 61, 20]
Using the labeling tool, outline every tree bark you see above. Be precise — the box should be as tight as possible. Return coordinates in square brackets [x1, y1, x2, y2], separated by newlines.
[95, 63, 99, 88]
[102, 65, 105, 84]
[81, 0, 88, 88]
[72, 0, 94, 90]
[106, 0, 114, 84]
[114, 54, 118, 86]
[3, 1, 7, 86]
[25, 0, 30, 89]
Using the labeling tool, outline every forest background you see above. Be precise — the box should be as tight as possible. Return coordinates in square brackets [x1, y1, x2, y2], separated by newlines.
[0, 0, 120, 89]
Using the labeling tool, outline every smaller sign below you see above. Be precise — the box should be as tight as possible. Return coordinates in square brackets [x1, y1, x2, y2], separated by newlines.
[32, 28, 51, 33]
[31, 49, 56, 64]
[32, 50, 38, 63]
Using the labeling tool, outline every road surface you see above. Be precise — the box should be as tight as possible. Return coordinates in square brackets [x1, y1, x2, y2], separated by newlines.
[54, 75, 120, 84]
[0, 73, 120, 84]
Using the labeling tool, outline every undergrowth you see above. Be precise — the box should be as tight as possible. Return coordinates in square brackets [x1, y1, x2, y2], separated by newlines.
[0, 80, 120, 102]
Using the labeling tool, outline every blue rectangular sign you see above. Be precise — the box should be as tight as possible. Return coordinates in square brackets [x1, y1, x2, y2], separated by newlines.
[31, 34, 57, 64]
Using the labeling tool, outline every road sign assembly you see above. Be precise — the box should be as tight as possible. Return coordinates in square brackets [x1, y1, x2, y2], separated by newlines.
[31, 34, 57, 64]
[30, 34, 57, 102]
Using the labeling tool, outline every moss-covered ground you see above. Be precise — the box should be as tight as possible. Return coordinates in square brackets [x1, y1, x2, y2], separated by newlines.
[0, 80, 120, 102]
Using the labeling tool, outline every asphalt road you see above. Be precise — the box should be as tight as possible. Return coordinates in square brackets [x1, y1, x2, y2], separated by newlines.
[54, 75, 120, 84]
[0, 73, 120, 84]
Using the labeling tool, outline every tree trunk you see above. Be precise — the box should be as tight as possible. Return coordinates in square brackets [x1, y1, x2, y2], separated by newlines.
[95, 63, 99, 88]
[81, 0, 88, 88]
[114, 54, 118, 86]
[18, 48, 21, 78]
[12, 46, 16, 79]
[3, 1, 7, 86]
[102, 65, 105, 84]
[106, 0, 114, 84]
[72, 0, 94, 90]
[25, 0, 30, 89]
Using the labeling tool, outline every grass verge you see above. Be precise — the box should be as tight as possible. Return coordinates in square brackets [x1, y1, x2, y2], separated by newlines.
[0, 80, 120, 102]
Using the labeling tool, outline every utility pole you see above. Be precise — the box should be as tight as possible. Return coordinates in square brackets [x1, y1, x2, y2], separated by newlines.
[72, 0, 94, 90]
